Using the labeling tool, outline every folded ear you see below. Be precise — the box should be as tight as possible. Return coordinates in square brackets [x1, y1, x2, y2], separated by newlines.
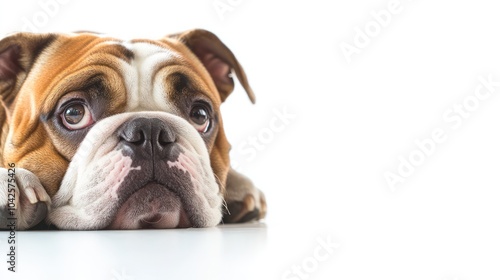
[168, 29, 255, 104]
[0, 33, 55, 106]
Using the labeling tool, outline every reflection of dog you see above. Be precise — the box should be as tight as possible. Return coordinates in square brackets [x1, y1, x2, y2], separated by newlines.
[0, 29, 266, 229]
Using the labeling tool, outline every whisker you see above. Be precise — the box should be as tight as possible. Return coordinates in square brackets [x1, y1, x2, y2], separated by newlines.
[213, 173, 230, 216]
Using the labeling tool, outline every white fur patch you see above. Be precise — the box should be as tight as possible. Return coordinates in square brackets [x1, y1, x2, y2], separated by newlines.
[120, 42, 180, 113]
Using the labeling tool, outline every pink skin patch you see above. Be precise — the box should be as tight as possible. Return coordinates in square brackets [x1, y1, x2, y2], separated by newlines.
[167, 152, 202, 190]
[102, 151, 141, 199]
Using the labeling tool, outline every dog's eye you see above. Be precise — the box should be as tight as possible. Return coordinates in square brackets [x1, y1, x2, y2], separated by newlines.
[190, 105, 211, 133]
[61, 103, 94, 130]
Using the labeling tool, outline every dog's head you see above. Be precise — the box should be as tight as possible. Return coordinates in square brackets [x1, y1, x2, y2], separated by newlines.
[0, 30, 255, 229]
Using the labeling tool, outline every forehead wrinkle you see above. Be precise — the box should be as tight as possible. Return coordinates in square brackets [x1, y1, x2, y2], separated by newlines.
[159, 65, 213, 102]
[158, 37, 221, 104]
[95, 42, 134, 62]
[40, 57, 128, 116]
[34, 36, 129, 101]
[122, 42, 181, 113]
[26, 36, 103, 97]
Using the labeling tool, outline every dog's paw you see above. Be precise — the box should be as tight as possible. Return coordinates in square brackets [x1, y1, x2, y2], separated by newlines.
[222, 168, 267, 223]
[0, 167, 51, 230]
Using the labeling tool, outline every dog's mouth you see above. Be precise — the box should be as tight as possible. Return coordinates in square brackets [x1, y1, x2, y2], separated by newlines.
[107, 182, 192, 229]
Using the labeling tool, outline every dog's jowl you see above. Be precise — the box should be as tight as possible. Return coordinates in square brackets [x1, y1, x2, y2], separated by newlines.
[0, 29, 266, 230]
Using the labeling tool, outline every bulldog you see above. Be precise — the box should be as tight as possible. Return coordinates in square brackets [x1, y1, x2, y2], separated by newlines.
[0, 29, 266, 230]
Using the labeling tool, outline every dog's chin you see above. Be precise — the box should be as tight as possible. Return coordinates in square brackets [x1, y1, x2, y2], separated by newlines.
[107, 183, 192, 229]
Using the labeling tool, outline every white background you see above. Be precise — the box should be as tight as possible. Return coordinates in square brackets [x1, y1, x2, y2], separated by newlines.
[1, 0, 500, 279]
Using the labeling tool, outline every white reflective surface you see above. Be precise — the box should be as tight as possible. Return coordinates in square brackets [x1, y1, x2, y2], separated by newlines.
[2, 223, 270, 280]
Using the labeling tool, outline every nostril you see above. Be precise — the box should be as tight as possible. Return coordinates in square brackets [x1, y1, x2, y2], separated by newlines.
[120, 129, 146, 145]
[130, 132, 145, 145]
[158, 130, 175, 146]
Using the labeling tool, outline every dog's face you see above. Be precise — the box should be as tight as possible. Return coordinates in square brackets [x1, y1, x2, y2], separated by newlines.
[0, 30, 255, 229]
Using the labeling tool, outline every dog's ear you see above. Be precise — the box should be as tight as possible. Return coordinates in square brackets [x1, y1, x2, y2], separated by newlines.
[0, 33, 55, 106]
[168, 29, 256, 104]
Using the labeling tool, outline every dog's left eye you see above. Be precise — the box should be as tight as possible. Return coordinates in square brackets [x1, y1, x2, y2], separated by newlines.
[61, 103, 94, 130]
[190, 105, 211, 133]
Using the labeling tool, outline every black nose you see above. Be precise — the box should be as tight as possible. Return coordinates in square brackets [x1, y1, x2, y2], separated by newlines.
[119, 117, 176, 159]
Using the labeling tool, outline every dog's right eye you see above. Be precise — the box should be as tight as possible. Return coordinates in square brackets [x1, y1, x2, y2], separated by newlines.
[60, 103, 94, 130]
[190, 104, 211, 133]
